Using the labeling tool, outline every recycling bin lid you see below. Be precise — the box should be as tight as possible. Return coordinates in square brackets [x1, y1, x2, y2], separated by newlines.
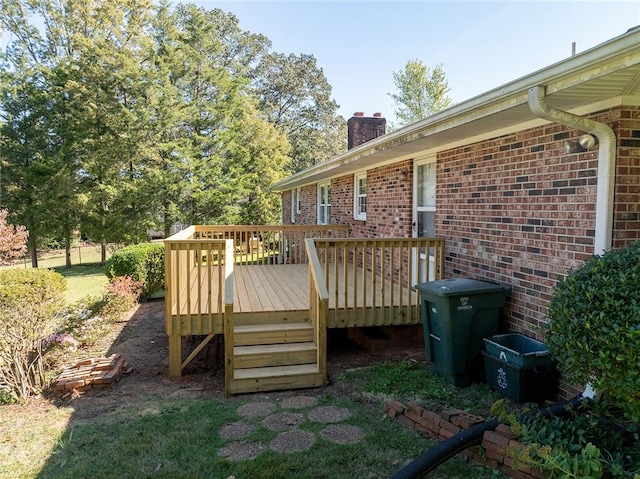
[416, 278, 510, 297]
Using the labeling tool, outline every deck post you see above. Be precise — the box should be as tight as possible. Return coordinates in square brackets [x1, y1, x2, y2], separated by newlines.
[168, 335, 182, 377]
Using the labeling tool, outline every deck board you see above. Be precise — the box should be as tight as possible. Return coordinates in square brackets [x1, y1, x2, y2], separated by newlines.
[181, 264, 418, 319]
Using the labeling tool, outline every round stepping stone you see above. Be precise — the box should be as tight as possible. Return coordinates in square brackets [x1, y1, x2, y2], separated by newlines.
[307, 406, 352, 423]
[320, 424, 364, 444]
[262, 412, 304, 431]
[270, 430, 315, 453]
[237, 401, 276, 418]
[217, 441, 264, 461]
[219, 421, 255, 439]
[279, 395, 318, 409]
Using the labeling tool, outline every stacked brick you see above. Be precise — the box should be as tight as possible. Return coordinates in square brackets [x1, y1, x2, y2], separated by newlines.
[54, 354, 130, 394]
[384, 400, 546, 479]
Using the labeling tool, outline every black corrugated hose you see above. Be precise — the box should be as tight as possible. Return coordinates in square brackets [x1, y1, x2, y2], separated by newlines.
[391, 396, 585, 479]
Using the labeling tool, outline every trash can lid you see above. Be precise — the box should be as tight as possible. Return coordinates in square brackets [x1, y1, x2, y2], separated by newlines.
[416, 278, 510, 297]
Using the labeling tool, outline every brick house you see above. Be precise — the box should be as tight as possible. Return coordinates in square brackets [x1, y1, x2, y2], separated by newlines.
[272, 26, 640, 391]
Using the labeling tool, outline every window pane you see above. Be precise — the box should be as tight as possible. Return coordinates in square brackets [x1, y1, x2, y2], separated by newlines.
[417, 163, 436, 208]
[417, 211, 435, 238]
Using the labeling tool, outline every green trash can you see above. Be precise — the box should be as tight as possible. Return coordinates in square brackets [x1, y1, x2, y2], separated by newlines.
[417, 278, 510, 387]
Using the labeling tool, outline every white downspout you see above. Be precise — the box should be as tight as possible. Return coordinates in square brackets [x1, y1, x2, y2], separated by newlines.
[528, 86, 616, 255]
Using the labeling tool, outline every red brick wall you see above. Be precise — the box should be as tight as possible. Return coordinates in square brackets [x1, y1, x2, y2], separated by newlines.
[612, 109, 640, 246]
[282, 185, 317, 225]
[280, 106, 640, 342]
[437, 106, 640, 339]
[331, 160, 414, 238]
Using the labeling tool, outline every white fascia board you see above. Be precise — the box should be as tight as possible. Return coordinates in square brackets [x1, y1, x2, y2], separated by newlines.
[271, 29, 640, 193]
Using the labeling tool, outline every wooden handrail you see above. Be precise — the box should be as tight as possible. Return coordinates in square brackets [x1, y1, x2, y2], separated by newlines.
[313, 237, 445, 327]
[193, 224, 350, 265]
[223, 239, 235, 397]
[305, 238, 329, 386]
[164, 229, 235, 377]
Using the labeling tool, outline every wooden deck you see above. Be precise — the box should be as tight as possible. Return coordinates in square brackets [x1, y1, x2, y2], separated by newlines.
[176, 264, 420, 328]
[164, 227, 445, 391]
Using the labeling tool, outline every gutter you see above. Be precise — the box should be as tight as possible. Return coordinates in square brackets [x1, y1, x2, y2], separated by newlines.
[528, 85, 616, 255]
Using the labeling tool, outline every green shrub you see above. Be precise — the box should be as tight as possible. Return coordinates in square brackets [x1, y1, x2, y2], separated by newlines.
[547, 241, 640, 423]
[492, 399, 639, 478]
[99, 276, 143, 321]
[0, 268, 66, 402]
[104, 243, 164, 301]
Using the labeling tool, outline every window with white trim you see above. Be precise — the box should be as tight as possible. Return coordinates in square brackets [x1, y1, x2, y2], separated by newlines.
[290, 187, 302, 223]
[317, 181, 331, 225]
[354, 173, 366, 221]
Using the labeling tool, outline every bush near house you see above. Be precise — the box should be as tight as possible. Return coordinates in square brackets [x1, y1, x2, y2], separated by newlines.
[104, 243, 164, 301]
[547, 241, 640, 423]
[504, 241, 640, 478]
[0, 269, 66, 403]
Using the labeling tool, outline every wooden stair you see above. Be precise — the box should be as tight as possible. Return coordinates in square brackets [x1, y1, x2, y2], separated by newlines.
[227, 316, 323, 395]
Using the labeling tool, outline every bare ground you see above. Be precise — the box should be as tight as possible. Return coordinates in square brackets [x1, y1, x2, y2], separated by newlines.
[2, 299, 425, 429]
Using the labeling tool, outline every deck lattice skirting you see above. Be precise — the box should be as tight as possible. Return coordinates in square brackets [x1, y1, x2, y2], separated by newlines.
[384, 400, 547, 479]
[164, 225, 444, 396]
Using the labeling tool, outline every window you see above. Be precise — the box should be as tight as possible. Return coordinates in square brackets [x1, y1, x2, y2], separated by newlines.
[317, 181, 331, 225]
[354, 173, 366, 221]
[290, 189, 296, 223]
[290, 188, 302, 223]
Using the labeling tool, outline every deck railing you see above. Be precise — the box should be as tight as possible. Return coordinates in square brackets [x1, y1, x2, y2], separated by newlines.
[192, 225, 350, 265]
[306, 239, 329, 385]
[164, 227, 235, 376]
[312, 237, 445, 328]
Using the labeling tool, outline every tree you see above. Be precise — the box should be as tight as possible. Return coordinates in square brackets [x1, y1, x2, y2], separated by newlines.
[0, 0, 153, 265]
[254, 52, 346, 172]
[389, 60, 453, 128]
[0, 209, 28, 265]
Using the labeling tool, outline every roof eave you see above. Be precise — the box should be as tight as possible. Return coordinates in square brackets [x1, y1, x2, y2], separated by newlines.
[272, 26, 640, 192]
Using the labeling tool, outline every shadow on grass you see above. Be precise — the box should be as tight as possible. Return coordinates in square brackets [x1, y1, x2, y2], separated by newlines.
[31, 301, 504, 479]
[53, 263, 105, 278]
[32, 302, 444, 479]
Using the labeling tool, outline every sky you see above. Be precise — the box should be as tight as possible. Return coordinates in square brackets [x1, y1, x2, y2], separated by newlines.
[196, 0, 640, 124]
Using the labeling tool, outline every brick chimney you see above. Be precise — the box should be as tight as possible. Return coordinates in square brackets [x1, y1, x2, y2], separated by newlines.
[347, 112, 386, 150]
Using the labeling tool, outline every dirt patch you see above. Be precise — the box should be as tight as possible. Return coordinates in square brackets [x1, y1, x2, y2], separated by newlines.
[9, 300, 425, 435]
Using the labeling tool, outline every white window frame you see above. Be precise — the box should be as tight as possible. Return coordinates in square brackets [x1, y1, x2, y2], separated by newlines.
[317, 181, 331, 225]
[290, 187, 302, 224]
[413, 157, 437, 284]
[354, 172, 367, 221]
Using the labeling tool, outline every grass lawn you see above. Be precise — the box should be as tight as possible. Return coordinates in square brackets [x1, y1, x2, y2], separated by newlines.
[6, 245, 110, 303]
[2, 370, 507, 479]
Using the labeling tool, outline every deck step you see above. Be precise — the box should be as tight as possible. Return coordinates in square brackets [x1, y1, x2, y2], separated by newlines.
[233, 322, 313, 346]
[232, 310, 310, 326]
[230, 364, 323, 395]
[234, 342, 317, 369]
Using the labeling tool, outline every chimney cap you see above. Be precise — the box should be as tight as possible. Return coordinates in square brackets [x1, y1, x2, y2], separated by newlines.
[353, 112, 364, 117]
[373, 112, 382, 118]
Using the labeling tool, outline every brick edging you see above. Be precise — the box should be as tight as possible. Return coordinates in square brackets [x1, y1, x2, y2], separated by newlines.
[383, 400, 546, 479]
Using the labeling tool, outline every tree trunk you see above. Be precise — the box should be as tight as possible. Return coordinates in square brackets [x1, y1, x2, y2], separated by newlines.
[65, 236, 72, 268]
[101, 240, 106, 265]
[29, 234, 38, 268]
